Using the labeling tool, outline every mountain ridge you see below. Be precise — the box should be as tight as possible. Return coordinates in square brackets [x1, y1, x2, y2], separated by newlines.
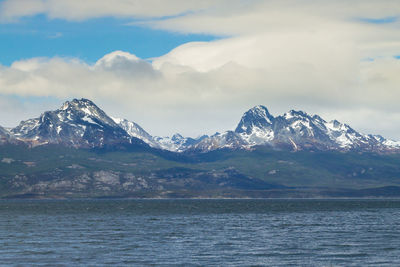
[3, 98, 400, 153]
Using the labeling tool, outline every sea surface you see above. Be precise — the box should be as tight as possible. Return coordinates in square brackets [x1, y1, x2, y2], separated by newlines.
[1, 199, 400, 266]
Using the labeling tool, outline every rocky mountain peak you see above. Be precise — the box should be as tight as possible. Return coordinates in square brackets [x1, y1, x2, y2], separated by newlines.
[282, 109, 310, 121]
[11, 98, 130, 147]
[195, 105, 400, 153]
[171, 133, 185, 141]
[235, 105, 275, 134]
[61, 98, 93, 108]
[58, 98, 116, 126]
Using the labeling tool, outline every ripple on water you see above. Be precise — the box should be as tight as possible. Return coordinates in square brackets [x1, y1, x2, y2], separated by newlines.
[0, 199, 400, 266]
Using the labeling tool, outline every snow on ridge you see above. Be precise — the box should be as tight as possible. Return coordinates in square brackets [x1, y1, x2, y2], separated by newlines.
[283, 111, 295, 120]
[240, 126, 274, 145]
[81, 116, 99, 126]
[112, 117, 197, 152]
[383, 139, 400, 148]
[111, 117, 123, 124]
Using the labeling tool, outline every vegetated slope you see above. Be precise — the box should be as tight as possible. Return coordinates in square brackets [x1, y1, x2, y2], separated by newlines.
[1, 144, 400, 198]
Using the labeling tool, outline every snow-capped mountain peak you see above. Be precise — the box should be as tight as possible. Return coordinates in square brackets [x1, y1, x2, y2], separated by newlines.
[58, 98, 116, 125]
[171, 133, 185, 141]
[193, 105, 400, 153]
[235, 105, 275, 134]
[11, 98, 130, 147]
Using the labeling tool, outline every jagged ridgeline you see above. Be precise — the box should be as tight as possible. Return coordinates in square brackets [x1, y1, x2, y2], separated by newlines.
[2, 98, 399, 153]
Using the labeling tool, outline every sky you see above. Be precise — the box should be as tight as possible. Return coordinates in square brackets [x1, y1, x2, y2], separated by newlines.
[0, 0, 400, 139]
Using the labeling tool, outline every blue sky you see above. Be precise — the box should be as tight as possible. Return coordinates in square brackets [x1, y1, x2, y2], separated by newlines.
[0, 15, 217, 65]
[0, 0, 400, 139]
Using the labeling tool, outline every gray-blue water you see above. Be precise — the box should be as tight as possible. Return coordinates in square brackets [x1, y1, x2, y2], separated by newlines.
[1, 199, 400, 266]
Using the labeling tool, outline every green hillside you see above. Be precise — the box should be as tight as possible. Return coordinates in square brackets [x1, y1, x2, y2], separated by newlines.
[1, 144, 400, 198]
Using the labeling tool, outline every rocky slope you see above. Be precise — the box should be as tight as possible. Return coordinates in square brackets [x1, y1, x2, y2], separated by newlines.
[0, 126, 10, 144]
[2, 143, 400, 198]
[112, 117, 158, 147]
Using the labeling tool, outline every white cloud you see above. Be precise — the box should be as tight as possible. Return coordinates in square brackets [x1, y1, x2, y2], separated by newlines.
[0, 0, 400, 139]
[1, 50, 400, 139]
[0, 0, 220, 21]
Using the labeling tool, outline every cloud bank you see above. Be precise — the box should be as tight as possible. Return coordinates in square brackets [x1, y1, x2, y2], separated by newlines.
[0, 0, 400, 139]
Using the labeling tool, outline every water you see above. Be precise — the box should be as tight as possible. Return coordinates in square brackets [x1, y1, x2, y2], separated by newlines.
[1, 199, 400, 266]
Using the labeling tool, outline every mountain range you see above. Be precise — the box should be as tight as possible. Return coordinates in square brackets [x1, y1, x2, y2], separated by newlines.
[2, 98, 399, 153]
[2, 98, 400, 199]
